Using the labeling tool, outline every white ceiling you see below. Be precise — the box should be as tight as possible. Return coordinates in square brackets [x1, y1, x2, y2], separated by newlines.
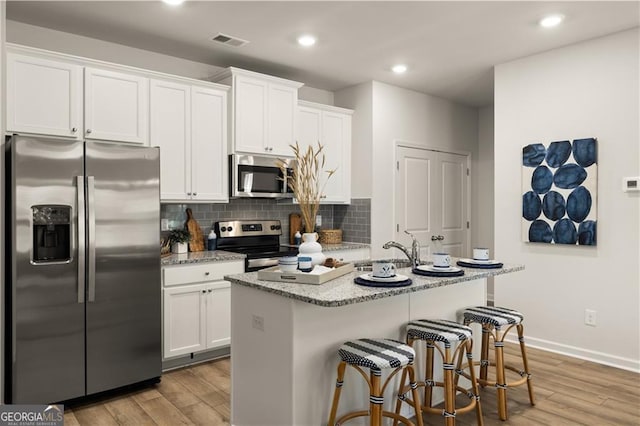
[6, 1, 640, 107]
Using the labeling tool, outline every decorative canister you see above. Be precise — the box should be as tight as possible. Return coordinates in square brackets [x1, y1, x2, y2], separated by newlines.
[297, 232, 326, 266]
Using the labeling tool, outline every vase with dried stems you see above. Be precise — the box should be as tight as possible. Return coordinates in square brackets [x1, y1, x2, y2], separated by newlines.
[278, 142, 336, 266]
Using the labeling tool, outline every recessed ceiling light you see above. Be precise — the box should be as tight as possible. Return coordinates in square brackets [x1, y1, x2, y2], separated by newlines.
[392, 64, 408, 74]
[539, 14, 564, 28]
[297, 35, 317, 47]
[162, 0, 184, 6]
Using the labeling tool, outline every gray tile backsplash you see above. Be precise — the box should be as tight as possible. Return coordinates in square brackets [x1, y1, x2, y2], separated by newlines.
[162, 198, 370, 244]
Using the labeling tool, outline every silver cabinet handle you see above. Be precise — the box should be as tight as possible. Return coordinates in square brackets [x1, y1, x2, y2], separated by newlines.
[86, 129, 92, 134]
[87, 176, 96, 302]
[76, 176, 86, 304]
[187, 192, 192, 196]
[205, 272, 210, 276]
[72, 127, 78, 133]
[202, 290, 206, 294]
[193, 192, 197, 196]
[208, 289, 212, 293]
[430, 235, 445, 241]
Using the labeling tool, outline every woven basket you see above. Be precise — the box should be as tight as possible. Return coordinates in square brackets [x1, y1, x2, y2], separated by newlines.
[318, 229, 343, 244]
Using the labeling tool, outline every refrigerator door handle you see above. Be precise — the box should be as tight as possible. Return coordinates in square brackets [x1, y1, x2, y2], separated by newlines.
[76, 176, 86, 304]
[87, 176, 96, 302]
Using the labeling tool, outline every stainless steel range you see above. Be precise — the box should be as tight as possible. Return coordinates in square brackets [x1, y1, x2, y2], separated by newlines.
[214, 220, 298, 272]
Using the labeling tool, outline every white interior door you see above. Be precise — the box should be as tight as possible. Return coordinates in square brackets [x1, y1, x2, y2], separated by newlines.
[395, 145, 469, 261]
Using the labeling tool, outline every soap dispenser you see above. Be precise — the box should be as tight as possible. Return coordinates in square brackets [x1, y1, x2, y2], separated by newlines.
[294, 230, 302, 246]
[207, 229, 217, 251]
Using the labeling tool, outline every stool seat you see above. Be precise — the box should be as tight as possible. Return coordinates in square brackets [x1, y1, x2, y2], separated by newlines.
[462, 306, 524, 329]
[407, 319, 473, 346]
[338, 338, 415, 371]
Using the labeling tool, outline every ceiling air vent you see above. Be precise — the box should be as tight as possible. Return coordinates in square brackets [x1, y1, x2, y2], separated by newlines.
[210, 33, 249, 48]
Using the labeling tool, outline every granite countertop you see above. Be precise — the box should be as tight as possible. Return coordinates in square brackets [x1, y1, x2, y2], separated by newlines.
[225, 259, 524, 307]
[280, 242, 370, 251]
[161, 250, 246, 266]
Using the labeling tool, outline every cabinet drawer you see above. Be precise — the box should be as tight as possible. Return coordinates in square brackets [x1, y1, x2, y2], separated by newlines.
[163, 261, 244, 287]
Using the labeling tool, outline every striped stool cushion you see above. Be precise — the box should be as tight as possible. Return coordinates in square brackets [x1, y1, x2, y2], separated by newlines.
[463, 306, 524, 328]
[338, 338, 415, 371]
[407, 319, 472, 347]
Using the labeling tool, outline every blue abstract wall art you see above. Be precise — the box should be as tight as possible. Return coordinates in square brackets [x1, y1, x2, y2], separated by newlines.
[522, 138, 597, 245]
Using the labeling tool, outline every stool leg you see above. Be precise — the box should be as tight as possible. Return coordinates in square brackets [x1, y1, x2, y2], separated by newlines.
[327, 361, 346, 426]
[407, 365, 424, 426]
[480, 325, 490, 383]
[465, 340, 484, 426]
[517, 324, 536, 406]
[370, 370, 382, 426]
[424, 343, 434, 409]
[443, 347, 455, 426]
[494, 332, 508, 421]
[393, 364, 409, 426]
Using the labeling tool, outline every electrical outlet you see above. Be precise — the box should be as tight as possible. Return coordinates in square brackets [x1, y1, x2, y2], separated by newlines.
[252, 315, 264, 331]
[316, 215, 322, 227]
[584, 309, 597, 327]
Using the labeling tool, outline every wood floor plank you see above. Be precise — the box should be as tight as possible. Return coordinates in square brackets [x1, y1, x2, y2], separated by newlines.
[62, 409, 81, 426]
[137, 396, 194, 426]
[71, 404, 119, 426]
[180, 401, 228, 426]
[155, 370, 201, 409]
[103, 396, 157, 425]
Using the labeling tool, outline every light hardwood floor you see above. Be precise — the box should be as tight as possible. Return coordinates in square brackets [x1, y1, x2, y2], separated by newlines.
[63, 344, 639, 425]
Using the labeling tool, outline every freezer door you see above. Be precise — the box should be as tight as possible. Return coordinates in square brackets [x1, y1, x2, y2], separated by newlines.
[8, 136, 85, 403]
[84, 141, 161, 394]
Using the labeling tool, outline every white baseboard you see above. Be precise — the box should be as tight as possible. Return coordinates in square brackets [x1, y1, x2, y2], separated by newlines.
[505, 335, 640, 373]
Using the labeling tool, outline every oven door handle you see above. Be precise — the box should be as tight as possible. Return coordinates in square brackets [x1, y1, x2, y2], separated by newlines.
[247, 257, 283, 270]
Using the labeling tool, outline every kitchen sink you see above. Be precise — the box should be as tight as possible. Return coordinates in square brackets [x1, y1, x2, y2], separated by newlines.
[354, 259, 427, 272]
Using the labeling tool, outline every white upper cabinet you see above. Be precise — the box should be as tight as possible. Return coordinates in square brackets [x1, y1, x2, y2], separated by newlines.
[297, 101, 353, 204]
[150, 78, 228, 202]
[7, 53, 83, 139]
[84, 67, 149, 145]
[212, 67, 303, 157]
[7, 47, 149, 145]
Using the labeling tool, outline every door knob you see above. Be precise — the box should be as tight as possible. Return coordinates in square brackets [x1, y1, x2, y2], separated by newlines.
[71, 127, 78, 133]
[86, 129, 92, 134]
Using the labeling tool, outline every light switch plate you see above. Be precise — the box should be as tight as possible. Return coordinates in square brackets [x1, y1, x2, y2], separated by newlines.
[623, 177, 640, 192]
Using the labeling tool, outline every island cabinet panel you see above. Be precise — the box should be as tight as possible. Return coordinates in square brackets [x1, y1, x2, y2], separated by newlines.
[162, 261, 243, 361]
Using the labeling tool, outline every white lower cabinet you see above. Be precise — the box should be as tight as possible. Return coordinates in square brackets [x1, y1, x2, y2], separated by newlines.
[162, 261, 243, 360]
[326, 247, 371, 263]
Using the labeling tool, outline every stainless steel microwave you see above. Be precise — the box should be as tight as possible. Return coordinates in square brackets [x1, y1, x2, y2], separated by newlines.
[230, 154, 294, 198]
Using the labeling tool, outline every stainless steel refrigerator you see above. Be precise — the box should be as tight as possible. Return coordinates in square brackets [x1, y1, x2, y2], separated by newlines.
[5, 135, 161, 403]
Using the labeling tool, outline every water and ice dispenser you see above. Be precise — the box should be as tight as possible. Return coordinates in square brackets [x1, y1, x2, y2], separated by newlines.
[32, 205, 71, 263]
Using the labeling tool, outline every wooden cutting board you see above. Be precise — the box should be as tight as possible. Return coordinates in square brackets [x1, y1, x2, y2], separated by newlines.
[185, 208, 205, 252]
[289, 213, 302, 244]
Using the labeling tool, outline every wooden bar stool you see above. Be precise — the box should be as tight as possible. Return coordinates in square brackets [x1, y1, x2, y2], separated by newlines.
[327, 338, 424, 426]
[460, 306, 535, 421]
[395, 319, 483, 426]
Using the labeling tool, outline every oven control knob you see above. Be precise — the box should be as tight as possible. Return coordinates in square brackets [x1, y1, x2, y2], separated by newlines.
[270, 225, 276, 230]
[227, 226, 233, 232]
[221, 226, 227, 232]
[276, 225, 281, 230]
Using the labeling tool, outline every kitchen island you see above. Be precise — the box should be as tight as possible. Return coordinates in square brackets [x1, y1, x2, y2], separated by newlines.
[226, 261, 523, 426]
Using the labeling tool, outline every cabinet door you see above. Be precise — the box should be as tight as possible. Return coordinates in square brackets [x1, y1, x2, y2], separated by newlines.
[85, 67, 149, 144]
[322, 111, 352, 204]
[163, 284, 207, 359]
[205, 282, 232, 349]
[191, 86, 228, 201]
[234, 75, 267, 154]
[297, 105, 322, 153]
[268, 83, 298, 156]
[150, 79, 191, 200]
[7, 53, 82, 139]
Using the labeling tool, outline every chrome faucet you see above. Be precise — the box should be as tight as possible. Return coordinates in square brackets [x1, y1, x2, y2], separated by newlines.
[383, 230, 421, 268]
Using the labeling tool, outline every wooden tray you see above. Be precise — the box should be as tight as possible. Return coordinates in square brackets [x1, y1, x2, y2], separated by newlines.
[257, 262, 355, 285]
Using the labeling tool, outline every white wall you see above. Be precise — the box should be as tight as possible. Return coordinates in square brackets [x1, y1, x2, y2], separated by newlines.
[6, 20, 334, 103]
[370, 81, 478, 258]
[334, 82, 373, 198]
[494, 28, 639, 371]
[477, 106, 495, 300]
